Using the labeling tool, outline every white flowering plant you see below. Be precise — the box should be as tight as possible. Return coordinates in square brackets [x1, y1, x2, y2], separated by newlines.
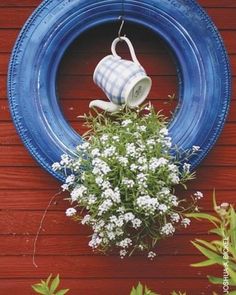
[53, 103, 203, 259]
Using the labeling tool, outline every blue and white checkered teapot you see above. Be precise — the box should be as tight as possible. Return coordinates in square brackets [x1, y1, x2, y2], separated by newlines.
[90, 36, 152, 112]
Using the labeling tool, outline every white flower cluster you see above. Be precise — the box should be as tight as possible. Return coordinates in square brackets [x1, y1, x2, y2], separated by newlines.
[71, 185, 87, 202]
[136, 195, 159, 215]
[181, 218, 191, 228]
[160, 223, 175, 236]
[92, 158, 111, 175]
[53, 103, 202, 259]
[148, 251, 157, 260]
[194, 191, 204, 199]
[65, 207, 76, 217]
[122, 178, 135, 188]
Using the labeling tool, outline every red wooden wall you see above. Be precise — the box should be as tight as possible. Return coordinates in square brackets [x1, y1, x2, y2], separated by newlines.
[0, 1, 235, 294]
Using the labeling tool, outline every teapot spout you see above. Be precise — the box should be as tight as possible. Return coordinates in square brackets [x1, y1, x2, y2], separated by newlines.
[89, 100, 122, 112]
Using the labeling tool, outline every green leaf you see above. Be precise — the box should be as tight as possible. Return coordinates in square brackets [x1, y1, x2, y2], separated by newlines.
[194, 239, 217, 252]
[207, 275, 236, 287]
[209, 228, 223, 237]
[229, 281, 236, 287]
[229, 261, 236, 272]
[136, 282, 143, 295]
[191, 241, 223, 264]
[230, 246, 236, 260]
[211, 240, 223, 247]
[185, 213, 220, 226]
[229, 268, 236, 284]
[191, 259, 216, 267]
[130, 287, 136, 295]
[208, 276, 223, 285]
[50, 274, 60, 293]
[55, 289, 70, 295]
[228, 291, 236, 295]
[130, 283, 143, 295]
[230, 206, 236, 249]
[212, 189, 217, 210]
[32, 284, 47, 295]
[130, 282, 158, 295]
[144, 285, 151, 294]
[46, 274, 52, 286]
[144, 285, 159, 295]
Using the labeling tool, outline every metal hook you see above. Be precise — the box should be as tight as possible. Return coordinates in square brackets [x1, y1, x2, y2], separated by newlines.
[118, 16, 126, 40]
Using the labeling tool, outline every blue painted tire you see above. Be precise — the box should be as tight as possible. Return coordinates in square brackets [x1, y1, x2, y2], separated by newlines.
[8, 0, 231, 182]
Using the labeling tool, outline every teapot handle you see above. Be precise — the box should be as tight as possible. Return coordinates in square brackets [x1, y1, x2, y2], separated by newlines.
[89, 100, 122, 112]
[111, 36, 141, 66]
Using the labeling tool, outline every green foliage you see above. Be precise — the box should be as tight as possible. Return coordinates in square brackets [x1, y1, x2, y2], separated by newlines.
[130, 283, 187, 295]
[130, 282, 159, 295]
[32, 274, 69, 295]
[186, 192, 236, 294]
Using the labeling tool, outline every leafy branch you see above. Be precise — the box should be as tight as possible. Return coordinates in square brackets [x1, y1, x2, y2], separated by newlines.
[130, 282, 186, 295]
[186, 191, 236, 294]
[32, 274, 69, 295]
